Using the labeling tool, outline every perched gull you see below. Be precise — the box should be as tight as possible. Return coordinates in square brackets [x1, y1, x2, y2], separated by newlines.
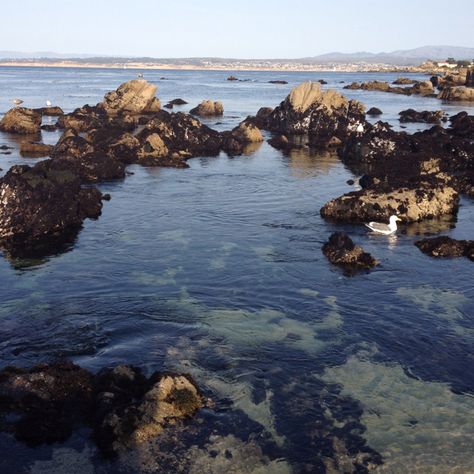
[137, 73, 144, 78]
[365, 215, 400, 235]
[356, 122, 364, 135]
[12, 98, 23, 107]
[46, 100, 52, 107]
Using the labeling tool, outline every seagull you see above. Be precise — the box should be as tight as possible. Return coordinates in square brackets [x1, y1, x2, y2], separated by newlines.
[12, 98, 23, 107]
[356, 122, 364, 135]
[137, 73, 144, 78]
[46, 100, 52, 107]
[365, 215, 401, 235]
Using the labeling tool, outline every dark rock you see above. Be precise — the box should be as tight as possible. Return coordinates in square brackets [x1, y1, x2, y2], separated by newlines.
[41, 123, 59, 131]
[466, 69, 474, 87]
[33, 106, 64, 116]
[252, 107, 273, 128]
[318, 79, 327, 85]
[0, 107, 42, 134]
[346, 179, 355, 185]
[268, 80, 288, 84]
[227, 76, 239, 81]
[19, 141, 53, 157]
[164, 103, 174, 109]
[399, 109, 445, 124]
[322, 232, 378, 272]
[0, 161, 104, 250]
[268, 134, 289, 150]
[189, 100, 223, 117]
[415, 236, 474, 260]
[366, 107, 382, 116]
[449, 111, 474, 138]
[393, 77, 417, 85]
[168, 98, 188, 105]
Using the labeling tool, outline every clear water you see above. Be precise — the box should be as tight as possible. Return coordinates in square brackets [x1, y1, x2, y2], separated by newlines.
[0, 67, 473, 473]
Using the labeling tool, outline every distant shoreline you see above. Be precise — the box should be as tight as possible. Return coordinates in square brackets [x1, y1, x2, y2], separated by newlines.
[0, 60, 435, 74]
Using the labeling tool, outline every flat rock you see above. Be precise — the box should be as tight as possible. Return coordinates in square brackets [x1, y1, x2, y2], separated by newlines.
[415, 236, 474, 260]
[20, 141, 53, 157]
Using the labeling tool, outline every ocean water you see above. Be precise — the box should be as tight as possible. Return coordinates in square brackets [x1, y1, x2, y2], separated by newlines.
[0, 67, 473, 473]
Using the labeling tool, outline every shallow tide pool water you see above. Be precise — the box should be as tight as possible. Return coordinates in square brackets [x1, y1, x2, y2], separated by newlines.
[0, 67, 473, 473]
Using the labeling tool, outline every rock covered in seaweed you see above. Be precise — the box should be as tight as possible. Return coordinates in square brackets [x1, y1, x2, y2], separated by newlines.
[320, 186, 459, 223]
[0, 107, 42, 134]
[415, 236, 474, 260]
[322, 232, 378, 272]
[399, 109, 445, 124]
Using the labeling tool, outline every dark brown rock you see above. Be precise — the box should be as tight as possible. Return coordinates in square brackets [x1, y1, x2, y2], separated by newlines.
[399, 109, 445, 124]
[0, 107, 42, 134]
[366, 107, 383, 116]
[189, 100, 224, 117]
[20, 142, 53, 157]
[415, 236, 474, 260]
[33, 106, 64, 116]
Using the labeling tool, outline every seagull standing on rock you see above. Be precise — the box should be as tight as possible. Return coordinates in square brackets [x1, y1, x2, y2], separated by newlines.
[46, 100, 52, 107]
[12, 99, 23, 107]
[365, 215, 401, 235]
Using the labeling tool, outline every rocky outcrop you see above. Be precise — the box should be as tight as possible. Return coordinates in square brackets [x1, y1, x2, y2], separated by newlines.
[222, 120, 264, 155]
[268, 134, 290, 150]
[0, 361, 203, 455]
[320, 186, 459, 223]
[189, 100, 224, 117]
[366, 107, 382, 116]
[438, 86, 474, 101]
[449, 111, 474, 138]
[0, 107, 42, 134]
[164, 98, 188, 109]
[33, 106, 64, 116]
[101, 79, 161, 114]
[344, 80, 434, 96]
[393, 77, 417, 85]
[262, 82, 365, 146]
[399, 109, 445, 123]
[322, 232, 378, 272]
[268, 80, 288, 84]
[57, 104, 111, 133]
[0, 161, 104, 251]
[19, 141, 53, 157]
[415, 236, 474, 260]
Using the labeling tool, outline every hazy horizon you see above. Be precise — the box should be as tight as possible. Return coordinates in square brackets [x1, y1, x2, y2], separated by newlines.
[2, 0, 472, 58]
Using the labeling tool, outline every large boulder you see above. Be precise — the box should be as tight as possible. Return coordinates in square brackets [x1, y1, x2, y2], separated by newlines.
[0, 107, 42, 134]
[320, 186, 459, 223]
[101, 79, 161, 114]
[189, 100, 224, 117]
[399, 109, 445, 124]
[322, 232, 378, 272]
[438, 86, 474, 101]
[265, 81, 365, 145]
[0, 161, 104, 248]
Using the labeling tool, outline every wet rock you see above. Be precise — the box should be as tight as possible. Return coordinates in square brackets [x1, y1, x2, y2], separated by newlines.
[189, 100, 224, 117]
[322, 232, 378, 272]
[344, 80, 434, 96]
[252, 107, 273, 128]
[227, 76, 238, 81]
[19, 141, 53, 157]
[168, 98, 188, 105]
[101, 79, 161, 114]
[466, 68, 474, 87]
[0, 161, 104, 249]
[41, 123, 59, 132]
[318, 79, 328, 85]
[222, 120, 263, 156]
[51, 129, 95, 159]
[57, 104, 109, 133]
[320, 186, 459, 223]
[393, 77, 417, 85]
[34, 106, 64, 116]
[399, 109, 445, 124]
[267, 134, 290, 150]
[268, 80, 288, 84]
[265, 81, 365, 146]
[415, 236, 474, 260]
[411, 80, 435, 96]
[449, 111, 474, 138]
[438, 86, 474, 101]
[0, 107, 42, 134]
[0, 362, 203, 456]
[164, 102, 173, 109]
[366, 107, 382, 116]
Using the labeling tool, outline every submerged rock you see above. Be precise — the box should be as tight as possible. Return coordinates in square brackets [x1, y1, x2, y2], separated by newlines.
[0, 107, 42, 134]
[189, 100, 224, 117]
[268, 80, 288, 84]
[415, 236, 474, 260]
[366, 107, 382, 116]
[0, 161, 104, 250]
[320, 186, 459, 223]
[322, 232, 378, 272]
[267, 134, 290, 150]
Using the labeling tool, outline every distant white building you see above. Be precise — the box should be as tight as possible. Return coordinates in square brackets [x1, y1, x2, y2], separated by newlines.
[436, 62, 458, 68]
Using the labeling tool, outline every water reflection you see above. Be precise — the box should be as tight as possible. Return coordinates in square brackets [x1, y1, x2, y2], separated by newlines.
[286, 147, 340, 179]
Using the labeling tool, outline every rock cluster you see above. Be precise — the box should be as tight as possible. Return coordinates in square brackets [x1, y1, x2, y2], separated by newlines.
[322, 232, 378, 272]
[398, 109, 445, 123]
[344, 80, 435, 96]
[0, 361, 203, 456]
[0, 107, 42, 134]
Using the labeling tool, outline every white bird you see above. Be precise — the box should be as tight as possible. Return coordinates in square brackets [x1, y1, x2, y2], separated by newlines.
[12, 98, 23, 107]
[46, 100, 52, 107]
[365, 215, 401, 235]
[356, 122, 364, 134]
[137, 73, 144, 78]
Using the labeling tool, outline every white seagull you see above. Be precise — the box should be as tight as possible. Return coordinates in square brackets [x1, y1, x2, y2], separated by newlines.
[356, 122, 364, 134]
[365, 215, 401, 235]
[46, 100, 52, 107]
[12, 98, 23, 107]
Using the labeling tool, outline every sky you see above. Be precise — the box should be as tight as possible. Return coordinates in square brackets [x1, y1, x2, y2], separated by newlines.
[2, 0, 473, 58]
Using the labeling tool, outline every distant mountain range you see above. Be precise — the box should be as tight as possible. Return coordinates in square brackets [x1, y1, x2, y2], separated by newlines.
[0, 45, 473, 66]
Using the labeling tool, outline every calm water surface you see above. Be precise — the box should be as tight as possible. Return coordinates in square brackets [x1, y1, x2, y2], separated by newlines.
[0, 67, 473, 473]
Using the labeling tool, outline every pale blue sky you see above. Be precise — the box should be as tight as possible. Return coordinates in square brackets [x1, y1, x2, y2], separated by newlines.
[3, 0, 473, 57]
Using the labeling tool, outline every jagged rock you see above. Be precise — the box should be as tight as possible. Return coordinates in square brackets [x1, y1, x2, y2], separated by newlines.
[415, 236, 474, 260]
[252, 107, 273, 128]
[51, 129, 95, 159]
[0, 107, 42, 134]
[320, 186, 459, 223]
[399, 109, 445, 123]
[189, 100, 224, 117]
[0, 161, 104, 249]
[322, 232, 378, 271]
[411, 80, 435, 95]
[366, 107, 382, 115]
[101, 79, 161, 114]
[438, 86, 474, 101]
[57, 105, 109, 133]
[265, 81, 365, 146]
[393, 77, 417, 85]
[20, 142, 53, 157]
[33, 106, 64, 116]
[230, 121, 263, 143]
[449, 112, 474, 138]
